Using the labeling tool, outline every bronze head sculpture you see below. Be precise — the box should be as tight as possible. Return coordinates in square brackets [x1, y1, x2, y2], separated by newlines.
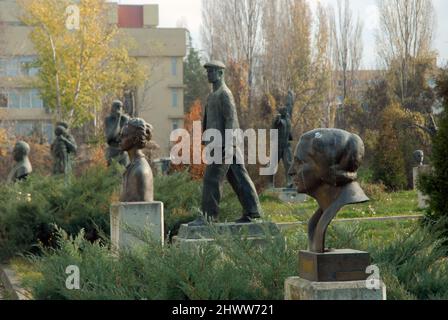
[413, 150, 424, 166]
[119, 118, 154, 203]
[289, 129, 369, 253]
[7, 141, 32, 183]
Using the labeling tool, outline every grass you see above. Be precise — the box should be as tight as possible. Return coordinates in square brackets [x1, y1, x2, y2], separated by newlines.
[262, 190, 421, 223]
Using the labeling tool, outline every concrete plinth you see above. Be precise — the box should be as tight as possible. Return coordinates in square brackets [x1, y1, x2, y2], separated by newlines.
[110, 202, 164, 251]
[267, 188, 308, 203]
[285, 277, 386, 300]
[173, 222, 283, 250]
[413, 165, 431, 209]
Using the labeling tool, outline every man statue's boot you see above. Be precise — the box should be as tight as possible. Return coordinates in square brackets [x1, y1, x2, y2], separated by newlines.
[235, 212, 261, 224]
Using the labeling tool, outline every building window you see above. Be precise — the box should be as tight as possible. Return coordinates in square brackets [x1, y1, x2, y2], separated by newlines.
[15, 121, 34, 137]
[43, 122, 54, 143]
[30, 89, 43, 108]
[172, 119, 180, 131]
[8, 90, 20, 108]
[171, 89, 178, 108]
[4, 89, 44, 109]
[1, 56, 38, 77]
[171, 57, 177, 76]
[0, 92, 7, 108]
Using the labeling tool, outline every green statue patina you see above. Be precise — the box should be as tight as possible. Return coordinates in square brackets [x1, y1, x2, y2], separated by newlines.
[188, 60, 262, 226]
[7, 141, 32, 183]
[51, 122, 77, 175]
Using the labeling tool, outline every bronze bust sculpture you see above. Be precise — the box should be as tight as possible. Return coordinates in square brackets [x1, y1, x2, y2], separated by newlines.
[289, 129, 369, 253]
[105, 100, 130, 167]
[7, 141, 32, 183]
[413, 150, 424, 166]
[119, 118, 154, 202]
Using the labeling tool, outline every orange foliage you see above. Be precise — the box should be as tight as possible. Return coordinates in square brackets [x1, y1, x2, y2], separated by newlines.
[171, 99, 205, 180]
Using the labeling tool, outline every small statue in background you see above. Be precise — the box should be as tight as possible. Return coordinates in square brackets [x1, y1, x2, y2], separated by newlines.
[119, 118, 154, 203]
[51, 123, 77, 175]
[7, 141, 32, 183]
[413, 150, 424, 167]
[105, 100, 130, 167]
[271, 106, 293, 188]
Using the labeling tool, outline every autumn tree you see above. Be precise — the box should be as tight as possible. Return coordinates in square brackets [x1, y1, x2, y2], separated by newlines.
[200, 0, 263, 112]
[329, 0, 364, 102]
[376, 0, 436, 105]
[261, 0, 333, 134]
[18, 0, 145, 127]
[420, 67, 448, 235]
[183, 36, 209, 113]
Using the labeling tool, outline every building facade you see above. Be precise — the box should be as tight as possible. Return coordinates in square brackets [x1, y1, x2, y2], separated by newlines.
[0, 0, 186, 155]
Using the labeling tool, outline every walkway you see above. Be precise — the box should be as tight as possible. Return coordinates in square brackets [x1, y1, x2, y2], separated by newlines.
[277, 214, 423, 231]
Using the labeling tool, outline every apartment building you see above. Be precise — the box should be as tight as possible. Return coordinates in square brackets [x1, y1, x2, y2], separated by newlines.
[0, 0, 186, 155]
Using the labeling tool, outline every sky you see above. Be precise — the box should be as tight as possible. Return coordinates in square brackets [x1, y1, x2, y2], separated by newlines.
[113, 0, 448, 69]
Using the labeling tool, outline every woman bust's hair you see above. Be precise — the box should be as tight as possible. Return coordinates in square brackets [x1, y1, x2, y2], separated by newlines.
[128, 118, 153, 149]
[303, 128, 364, 186]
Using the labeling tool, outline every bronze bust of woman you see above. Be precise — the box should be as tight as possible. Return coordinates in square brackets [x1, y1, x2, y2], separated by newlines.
[7, 141, 32, 183]
[119, 118, 154, 202]
[289, 129, 369, 253]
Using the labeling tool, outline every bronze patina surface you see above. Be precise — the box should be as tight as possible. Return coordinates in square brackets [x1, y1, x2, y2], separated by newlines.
[119, 118, 154, 203]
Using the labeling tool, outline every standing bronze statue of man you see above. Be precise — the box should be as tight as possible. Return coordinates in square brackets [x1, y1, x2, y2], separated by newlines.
[105, 100, 130, 167]
[189, 60, 262, 226]
[271, 106, 293, 188]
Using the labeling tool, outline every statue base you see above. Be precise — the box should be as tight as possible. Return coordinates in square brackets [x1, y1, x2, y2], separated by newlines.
[173, 221, 283, 249]
[110, 202, 164, 251]
[266, 188, 308, 203]
[413, 165, 431, 209]
[298, 249, 371, 282]
[285, 277, 386, 300]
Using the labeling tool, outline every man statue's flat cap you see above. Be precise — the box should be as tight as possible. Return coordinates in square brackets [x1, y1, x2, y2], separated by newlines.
[204, 60, 226, 70]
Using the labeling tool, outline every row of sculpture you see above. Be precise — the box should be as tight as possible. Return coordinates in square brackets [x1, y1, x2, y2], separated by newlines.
[116, 60, 369, 254]
[5, 60, 426, 255]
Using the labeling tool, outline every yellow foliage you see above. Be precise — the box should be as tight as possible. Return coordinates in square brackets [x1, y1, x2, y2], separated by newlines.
[18, 0, 146, 127]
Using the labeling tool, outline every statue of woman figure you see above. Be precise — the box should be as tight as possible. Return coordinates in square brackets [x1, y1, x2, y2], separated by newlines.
[119, 118, 154, 202]
[289, 129, 369, 253]
[7, 141, 32, 183]
[51, 124, 77, 175]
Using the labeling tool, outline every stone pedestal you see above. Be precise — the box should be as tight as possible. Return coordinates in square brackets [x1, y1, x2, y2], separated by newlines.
[413, 165, 431, 209]
[110, 202, 164, 251]
[267, 188, 308, 203]
[173, 221, 283, 250]
[285, 277, 386, 300]
[298, 249, 370, 282]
